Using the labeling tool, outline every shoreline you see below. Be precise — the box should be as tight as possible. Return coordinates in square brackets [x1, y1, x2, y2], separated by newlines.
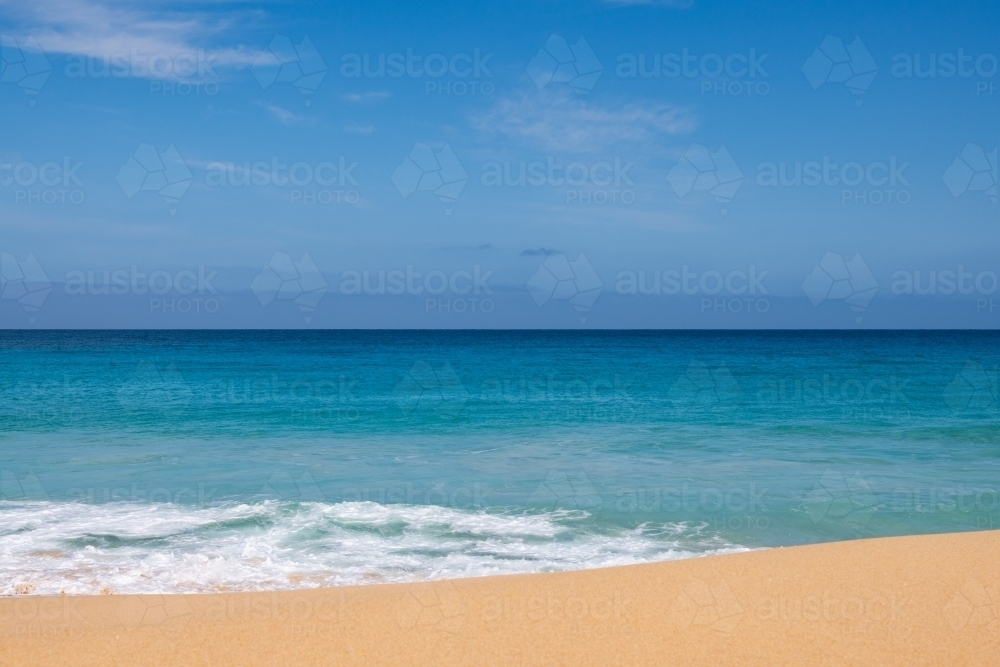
[3, 530, 998, 666]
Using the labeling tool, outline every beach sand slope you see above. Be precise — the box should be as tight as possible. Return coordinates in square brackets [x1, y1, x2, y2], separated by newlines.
[2, 530, 998, 666]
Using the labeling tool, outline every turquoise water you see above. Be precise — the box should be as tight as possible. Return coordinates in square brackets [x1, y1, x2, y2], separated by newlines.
[1, 331, 998, 594]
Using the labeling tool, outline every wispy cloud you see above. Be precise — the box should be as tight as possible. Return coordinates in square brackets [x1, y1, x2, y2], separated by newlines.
[442, 243, 493, 251]
[600, 0, 694, 7]
[472, 89, 698, 151]
[0, 0, 260, 80]
[344, 123, 375, 134]
[520, 247, 558, 256]
[256, 101, 312, 125]
[341, 91, 391, 103]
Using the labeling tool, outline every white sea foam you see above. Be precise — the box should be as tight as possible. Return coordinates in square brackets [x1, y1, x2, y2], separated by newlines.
[0, 500, 747, 595]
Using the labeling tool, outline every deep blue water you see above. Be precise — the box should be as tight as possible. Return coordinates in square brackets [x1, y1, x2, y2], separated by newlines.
[1, 330, 998, 594]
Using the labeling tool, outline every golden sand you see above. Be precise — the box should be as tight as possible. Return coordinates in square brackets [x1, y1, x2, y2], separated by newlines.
[2, 530, 998, 666]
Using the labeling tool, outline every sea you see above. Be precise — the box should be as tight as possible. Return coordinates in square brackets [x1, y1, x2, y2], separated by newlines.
[1, 330, 998, 595]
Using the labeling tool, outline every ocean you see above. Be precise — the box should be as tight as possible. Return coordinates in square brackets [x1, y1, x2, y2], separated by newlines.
[1, 330, 998, 595]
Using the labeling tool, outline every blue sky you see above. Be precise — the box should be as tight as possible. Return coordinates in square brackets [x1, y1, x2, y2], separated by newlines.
[0, 0, 997, 328]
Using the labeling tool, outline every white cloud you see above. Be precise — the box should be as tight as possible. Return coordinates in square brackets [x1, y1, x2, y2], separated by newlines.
[472, 89, 697, 151]
[255, 101, 312, 125]
[344, 123, 375, 134]
[0, 0, 260, 80]
[341, 91, 391, 103]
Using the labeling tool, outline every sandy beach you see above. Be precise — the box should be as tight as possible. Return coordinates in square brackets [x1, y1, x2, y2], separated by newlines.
[1, 530, 997, 666]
